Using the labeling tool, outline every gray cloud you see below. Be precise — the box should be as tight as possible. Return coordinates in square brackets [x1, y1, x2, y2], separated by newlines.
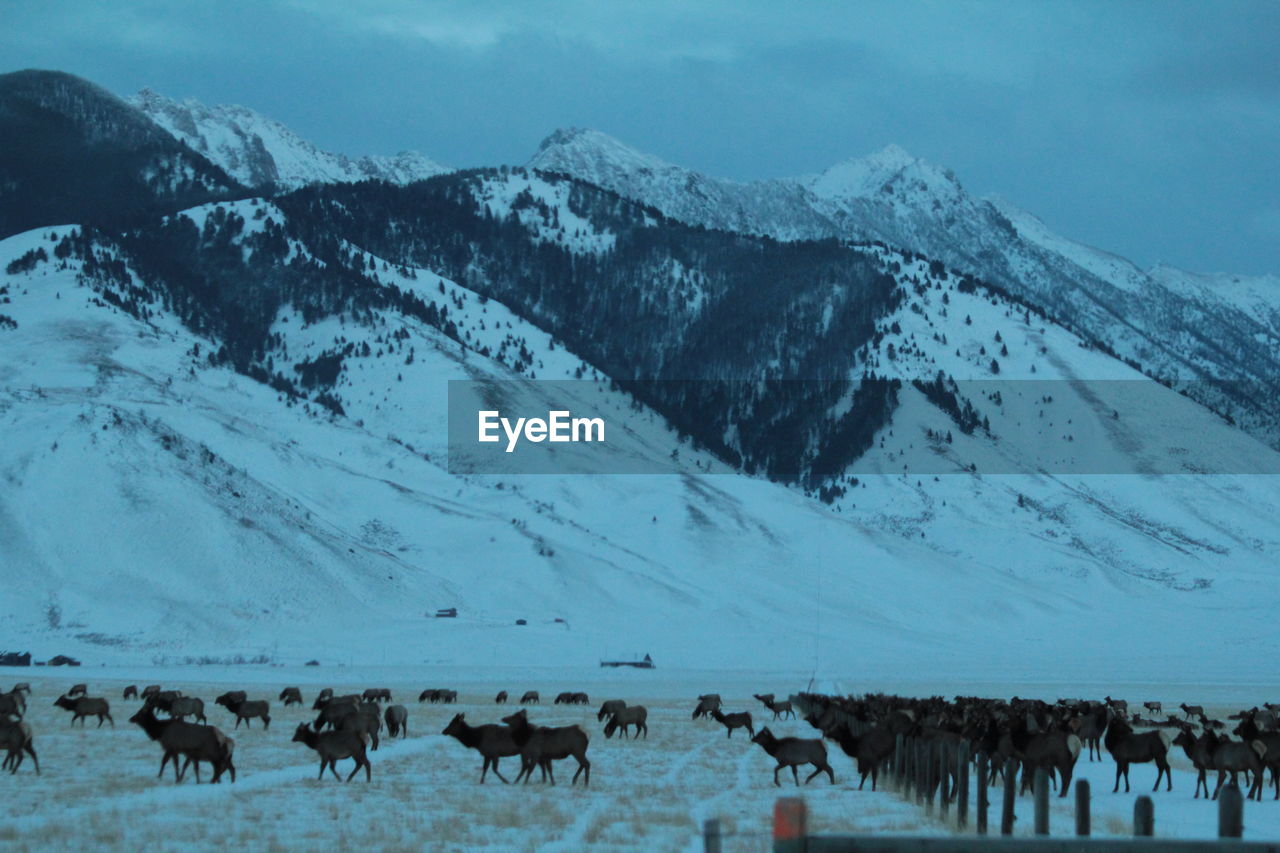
[2, 0, 1276, 274]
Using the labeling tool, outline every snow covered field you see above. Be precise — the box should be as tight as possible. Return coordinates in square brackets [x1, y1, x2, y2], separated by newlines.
[4, 666, 1280, 851]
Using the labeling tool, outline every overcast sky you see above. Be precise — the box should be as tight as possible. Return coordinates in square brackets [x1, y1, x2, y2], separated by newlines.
[4, 0, 1277, 275]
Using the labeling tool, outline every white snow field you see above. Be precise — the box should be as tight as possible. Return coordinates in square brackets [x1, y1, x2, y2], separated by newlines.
[3, 667, 1280, 851]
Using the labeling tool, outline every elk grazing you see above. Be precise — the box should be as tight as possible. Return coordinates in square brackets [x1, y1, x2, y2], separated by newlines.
[1105, 717, 1172, 792]
[597, 699, 627, 722]
[1200, 715, 1226, 732]
[553, 691, 588, 705]
[218, 696, 271, 730]
[1235, 713, 1280, 799]
[279, 687, 303, 706]
[442, 713, 521, 783]
[314, 696, 361, 731]
[67, 683, 88, 697]
[0, 717, 38, 774]
[362, 688, 392, 703]
[603, 706, 648, 739]
[123, 685, 139, 700]
[141, 685, 162, 700]
[520, 691, 540, 704]
[128, 703, 235, 783]
[149, 690, 184, 712]
[1143, 701, 1162, 715]
[692, 696, 721, 720]
[751, 727, 835, 787]
[384, 705, 408, 738]
[495, 690, 508, 704]
[711, 708, 754, 739]
[53, 695, 113, 727]
[169, 696, 207, 723]
[823, 721, 895, 790]
[1181, 703, 1205, 720]
[313, 687, 334, 709]
[292, 723, 371, 782]
[502, 709, 591, 786]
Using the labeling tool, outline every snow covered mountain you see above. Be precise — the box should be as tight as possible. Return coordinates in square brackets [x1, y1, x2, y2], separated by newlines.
[3, 72, 1280, 679]
[130, 88, 451, 190]
[530, 128, 1280, 446]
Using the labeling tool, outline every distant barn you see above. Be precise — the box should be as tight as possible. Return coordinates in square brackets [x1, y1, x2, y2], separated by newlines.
[600, 653, 654, 669]
[435, 607, 457, 618]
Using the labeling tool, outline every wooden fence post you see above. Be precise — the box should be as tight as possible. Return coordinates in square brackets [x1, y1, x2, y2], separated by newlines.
[976, 752, 989, 835]
[774, 797, 808, 853]
[703, 817, 721, 853]
[1033, 768, 1050, 835]
[1219, 783, 1244, 839]
[1133, 796, 1154, 837]
[1075, 779, 1090, 836]
[956, 743, 970, 830]
[1001, 758, 1017, 836]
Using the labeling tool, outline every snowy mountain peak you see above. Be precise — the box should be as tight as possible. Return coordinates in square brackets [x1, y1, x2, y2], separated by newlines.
[805, 144, 962, 203]
[129, 88, 451, 190]
[529, 126, 680, 180]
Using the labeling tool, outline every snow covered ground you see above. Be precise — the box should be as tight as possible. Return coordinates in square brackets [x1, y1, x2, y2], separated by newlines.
[4, 666, 1280, 851]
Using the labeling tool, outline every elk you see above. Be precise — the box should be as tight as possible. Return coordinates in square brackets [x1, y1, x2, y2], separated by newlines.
[123, 685, 138, 700]
[218, 696, 271, 730]
[1075, 703, 1108, 761]
[1181, 703, 1205, 720]
[279, 687, 303, 706]
[362, 688, 392, 703]
[443, 713, 523, 783]
[692, 696, 721, 720]
[1105, 717, 1171, 792]
[10, 683, 30, 695]
[1008, 716, 1082, 798]
[751, 727, 834, 787]
[53, 695, 113, 727]
[754, 694, 796, 720]
[495, 691, 508, 704]
[314, 696, 361, 731]
[823, 721, 895, 790]
[0, 693, 23, 720]
[502, 709, 591, 786]
[215, 690, 247, 708]
[292, 723, 371, 782]
[68, 683, 88, 698]
[384, 704, 408, 738]
[603, 706, 648, 739]
[169, 696, 207, 723]
[1235, 713, 1280, 799]
[313, 687, 334, 709]
[711, 709, 754, 739]
[1173, 726, 1218, 799]
[520, 691, 540, 704]
[141, 685, 162, 700]
[0, 717, 37, 774]
[337, 703, 381, 751]
[1143, 701, 1162, 715]
[128, 703, 235, 783]
[597, 699, 627, 722]
[1205, 732, 1266, 801]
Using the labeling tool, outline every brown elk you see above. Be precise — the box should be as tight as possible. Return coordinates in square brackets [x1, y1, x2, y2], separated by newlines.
[363, 688, 392, 703]
[1105, 717, 1171, 792]
[1235, 713, 1280, 799]
[1173, 726, 1218, 799]
[751, 727, 834, 787]
[123, 685, 138, 700]
[502, 709, 591, 786]
[603, 706, 648, 739]
[711, 708, 754, 739]
[495, 691, 508, 704]
[67, 683, 88, 698]
[442, 713, 521, 783]
[597, 699, 626, 722]
[141, 685, 162, 700]
[1008, 716, 1082, 798]
[0, 693, 23, 720]
[520, 691, 540, 704]
[279, 687, 303, 706]
[169, 696, 207, 723]
[312, 687, 334, 709]
[53, 695, 113, 727]
[128, 703, 235, 783]
[219, 696, 271, 730]
[754, 694, 796, 720]
[292, 723, 371, 782]
[0, 717, 37, 774]
[823, 721, 895, 790]
[384, 704, 408, 738]
[692, 696, 721, 719]
[1181, 703, 1205, 719]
